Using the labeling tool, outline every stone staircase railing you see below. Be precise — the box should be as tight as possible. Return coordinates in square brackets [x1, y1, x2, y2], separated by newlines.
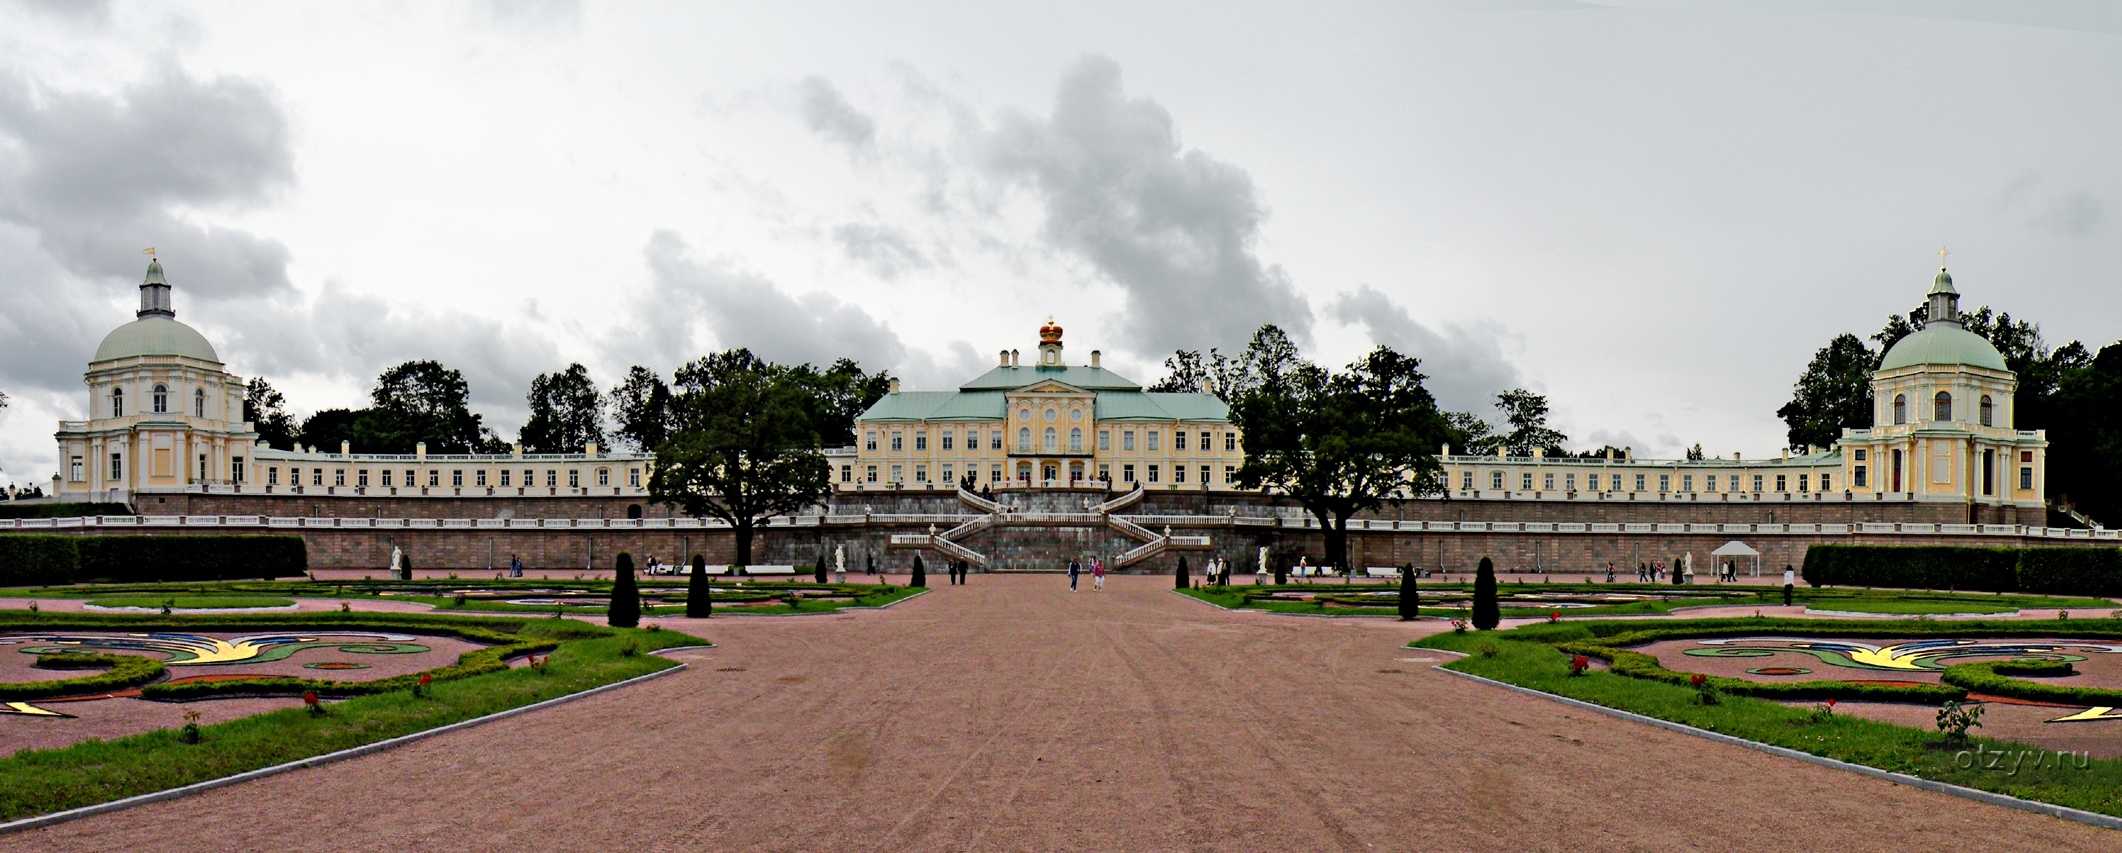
[956, 487, 1005, 515]
[1092, 483, 1145, 514]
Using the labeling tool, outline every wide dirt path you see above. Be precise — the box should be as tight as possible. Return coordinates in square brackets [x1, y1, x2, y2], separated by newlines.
[11, 575, 2115, 852]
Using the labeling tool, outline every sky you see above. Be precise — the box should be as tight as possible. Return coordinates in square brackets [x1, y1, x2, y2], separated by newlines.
[2, 0, 2119, 486]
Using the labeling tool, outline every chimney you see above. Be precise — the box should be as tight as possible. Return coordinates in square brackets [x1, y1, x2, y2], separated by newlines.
[340, 440, 352, 458]
[512, 442, 524, 458]
[999, 350, 1010, 366]
[1090, 350, 1102, 367]
[1532, 448, 1544, 459]
[1604, 447, 1614, 461]
[415, 441, 426, 459]
[1199, 379, 1213, 394]
[1733, 452, 1741, 461]
[1781, 447, 1790, 460]
[1624, 447, 1633, 460]
[1010, 349, 1020, 366]
[1441, 443, 1451, 456]
[586, 441, 598, 457]
[888, 378, 900, 393]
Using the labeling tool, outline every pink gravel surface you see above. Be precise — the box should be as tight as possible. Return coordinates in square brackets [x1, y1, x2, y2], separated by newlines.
[7, 575, 2117, 851]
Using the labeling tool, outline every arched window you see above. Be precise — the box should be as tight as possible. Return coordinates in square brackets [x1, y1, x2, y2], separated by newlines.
[152, 384, 168, 414]
[1934, 391, 1952, 422]
[1892, 394, 1906, 425]
[194, 388, 206, 418]
[111, 387, 124, 417]
[1069, 428, 1083, 452]
[1043, 427, 1057, 452]
[1016, 427, 1031, 452]
[1979, 395, 1994, 427]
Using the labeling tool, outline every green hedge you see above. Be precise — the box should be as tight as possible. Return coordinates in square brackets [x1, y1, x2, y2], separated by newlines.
[1801, 545, 2020, 592]
[1803, 544, 2122, 597]
[0, 653, 166, 700]
[0, 534, 305, 585]
[1941, 660, 2122, 706]
[0, 503, 130, 519]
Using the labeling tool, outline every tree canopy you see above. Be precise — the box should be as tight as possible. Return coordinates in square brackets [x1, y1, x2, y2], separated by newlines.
[1775, 332, 1875, 450]
[242, 377, 298, 450]
[649, 349, 832, 565]
[609, 365, 674, 453]
[519, 363, 606, 453]
[1230, 327, 1453, 572]
[290, 360, 503, 454]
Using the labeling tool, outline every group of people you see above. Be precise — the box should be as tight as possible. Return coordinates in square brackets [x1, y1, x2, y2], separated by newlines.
[1196, 557, 1234, 587]
[1066, 558, 1107, 591]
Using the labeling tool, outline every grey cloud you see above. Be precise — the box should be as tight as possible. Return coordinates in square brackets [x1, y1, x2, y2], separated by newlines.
[1323, 284, 1521, 414]
[479, 0, 582, 33]
[7, 0, 111, 25]
[2030, 191, 2104, 237]
[798, 76, 876, 151]
[634, 230, 906, 371]
[833, 222, 930, 278]
[0, 66, 295, 298]
[979, 55, 1313, 355]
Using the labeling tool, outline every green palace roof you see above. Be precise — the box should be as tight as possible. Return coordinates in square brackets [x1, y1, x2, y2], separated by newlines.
[858, 363, 1228, 423]
[92, 316, 222, 364]
[958, 364, 1141, 391]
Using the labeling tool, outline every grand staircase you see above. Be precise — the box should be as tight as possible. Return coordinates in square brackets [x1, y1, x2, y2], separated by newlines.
[886, 484, 1210, 569]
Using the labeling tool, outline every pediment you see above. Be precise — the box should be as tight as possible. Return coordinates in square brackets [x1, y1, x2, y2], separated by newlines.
[1011, 380, 1090, 395]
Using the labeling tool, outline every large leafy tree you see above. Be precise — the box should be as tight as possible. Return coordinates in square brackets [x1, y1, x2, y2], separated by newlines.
[1775, 333, 1875, 450]
[1231, 333, 1453, 572]
[650, 349, 831, 566]
[296, 407, 363, 451]
[1492, 389, 1569, 457]
[2048, 343, 2122, 527]
[785, 358, 891, 447]
[1149, 326, 1305, 403]
[242, 377, 298, 450]
[360, 360, 505, 453]
[519, 363, 607, 453]
[609, 366, 674, 452]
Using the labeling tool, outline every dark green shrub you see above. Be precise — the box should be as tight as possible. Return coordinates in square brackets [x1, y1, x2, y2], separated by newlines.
[1397, 564, 1417, 621]
[608, 552, 641, 629]
[814, 553, 828, 584]
[0, 502, 129, 519]
[0, 535, 81, 586]
[0, 534, 303, 585]
[687, 555, 711, 618]
[2016, 548, 2122, 597]
[1175, 555, 1189, 590]
[1472, 557, 1499, 630]
[1801, 544, 2021, 592]
[910, 554, 926, 588]
[1941, 659, 2122, 706]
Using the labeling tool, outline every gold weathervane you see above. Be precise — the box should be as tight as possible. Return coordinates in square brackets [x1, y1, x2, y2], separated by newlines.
[143, 247, 156, 259]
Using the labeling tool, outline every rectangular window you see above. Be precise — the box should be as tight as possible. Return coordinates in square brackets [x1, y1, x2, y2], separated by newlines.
[232, 458, 245, 485]
[866, 432, 877, 451]
[1752, 474, 1764, 492]
[1224, 465, 1235, 483]
[1148, 432, 1160, 451]
[1200, 465, 1211, 484]
[1543, 473, 1555, 491]
[942, 433, 953, 451]
[357, 470, 370, 488]
[1099, 463, 1110, 481]
[630, 469, 641, 488]
[71, 456, 85, 482]
[1729, 475, 1740, 491]
[476, 470, 488, 487]
[1820, 474, 1831, 491]
[1855, 449, 1867, 462]
[991, 432, 1002, 450]
[383, 470, 395, 487]
[1175, 431, 1188, 451]
[840, 465, 852, 483]
[1174, 465, 1187, 483]
[890, 465, 903, 483]
[915, 433, 927, 451]
[1775, 474, 1787, 492]
[1200, 431, 1212, 452]
[1463, 471, 1474, 490]
[1123, 464, 1136, 483]
[111, 453, 123, 481]
[1634, 474, 1646, 491]
[915, 465, 927, 483]
[1522, 472, 1533, 491]
[566, 470, 578, 488]
[1491, 471, 1504, 489]
[866, 465, 878, 483]
[495, 470, 506, 487]
[454, 470, 465, 487]
[1657, 474, 1669, 492]
[1586, 473, 1599, 491]
[410, 470, 419, 487]
[1681, 475, 1692, 492]
[1798, 474, 1809, 492]
[1703, 475, 1714, 492]
[314, 469, 325, 486]
[1098, 430, 1111, 451]
[991, 464, 1002, 482]
[2021, 451, 2033, 463]
[2021, 467, 2033, 490]
[1225, 433, 1237, 452]
[1123, 431, 1136, 451]
[545, 470, 556, 487]
[1854, 465, 1867, 488]
[334, 469, 346, 487]
[891, 433, 903, 451]
[267, 466, 278, 486]
[1148, 464, 1160, 483]
[1564, 473, 1576, 491]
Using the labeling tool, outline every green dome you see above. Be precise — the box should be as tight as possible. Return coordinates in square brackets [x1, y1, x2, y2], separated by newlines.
[92, 316, 222, 364]
[1878, 324, 2006, 372]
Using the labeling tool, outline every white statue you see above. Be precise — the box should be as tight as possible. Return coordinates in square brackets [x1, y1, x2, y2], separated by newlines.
[835, 545, 847, 584]
[389, 545, 403, 574]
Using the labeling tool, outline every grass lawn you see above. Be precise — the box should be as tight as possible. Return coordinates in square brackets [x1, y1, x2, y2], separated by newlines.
[1177, 582, 2115, 619]
[1417, 623, 2122, 818]
[1808, 599, 2025, 615]
[81, 595, 296, 610]
[0, 614, 707, 822]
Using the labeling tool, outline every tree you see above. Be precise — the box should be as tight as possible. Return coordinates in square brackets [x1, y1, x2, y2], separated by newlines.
[1492, 389, 1568, 457]
[786, 358, 892, 447]
[1444, 411, 1500, 456]
[296, 407, 364, 451]
[2049, 342, 2122, 527]
[1175, 554, 1190, 589]
[814, 552, 828, 584]
[608, 552, 641, 628]
[335, 360, 506, 454]
[1684, 443, 1705, 461]
[651, 350, 831, 566]
[520, 363, 606, 453]
[686, 554, 712, 617]
[1775, 333, 1875, 450]
[242, 378, 298, 449]
[1472, 557, 1499, 630]
[1398, 564, 1418, 621]
[910, 554, 926, 588]
[1231, 335, 1455, 574]
[610, 366, 674, 452]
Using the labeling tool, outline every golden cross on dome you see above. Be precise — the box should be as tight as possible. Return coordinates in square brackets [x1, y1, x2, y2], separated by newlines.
[1937, 246, 1949, 266]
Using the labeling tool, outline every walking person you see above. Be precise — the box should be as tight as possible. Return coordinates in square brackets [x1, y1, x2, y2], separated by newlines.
[1092, 558, 1105, 591]
[1069, 558, 1081, 592]
[509, 554, 523, 578]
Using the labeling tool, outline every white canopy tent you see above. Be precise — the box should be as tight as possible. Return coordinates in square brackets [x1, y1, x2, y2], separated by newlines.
[1711, 540, 1762, 577]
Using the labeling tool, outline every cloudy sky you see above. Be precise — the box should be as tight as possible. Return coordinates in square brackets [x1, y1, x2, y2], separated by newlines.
[2, 0, 2120, 486]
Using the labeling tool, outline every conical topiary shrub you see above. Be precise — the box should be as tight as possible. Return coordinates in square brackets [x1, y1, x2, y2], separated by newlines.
[687, 554, 711, 618]
[1175, 555, 1190, 590]
[1472, 556, 1499, 630]
[911, 554, 926, 588]
[814, 553, 828, 584]
[609, 552, 641, 628]
[1398, 563, 1418, 621]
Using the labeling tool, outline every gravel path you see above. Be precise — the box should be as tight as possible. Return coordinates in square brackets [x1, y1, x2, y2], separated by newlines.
[8, 575, 2115, 851]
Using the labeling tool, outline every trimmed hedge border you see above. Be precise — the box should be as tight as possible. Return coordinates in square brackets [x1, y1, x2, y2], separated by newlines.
[0, 611, 583, 701]
[1803, 544, 2122, 597]
[1941, 660, 2122, 707]
[0, 653, 166, 701]
[0, 534, 306, 586]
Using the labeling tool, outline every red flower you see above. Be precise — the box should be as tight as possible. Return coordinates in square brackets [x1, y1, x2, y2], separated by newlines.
[1826, 697, 1837, 708]
[1548, 611, 1561, 623]
[302, 691, 319, 706]
[1689, 673, 1707, 688]
[419, 674, 433, 685]
[1569, 655, 1590, 675]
